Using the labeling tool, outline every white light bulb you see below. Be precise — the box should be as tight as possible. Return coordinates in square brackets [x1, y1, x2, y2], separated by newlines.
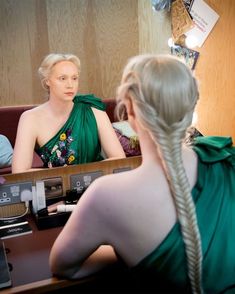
[168, 37, 174, 48]
[192, 111, 198, 126]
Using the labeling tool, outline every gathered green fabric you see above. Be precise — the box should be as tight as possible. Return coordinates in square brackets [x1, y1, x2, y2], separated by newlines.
[36, 94, 105, 167]
[131, 136, 235, 293]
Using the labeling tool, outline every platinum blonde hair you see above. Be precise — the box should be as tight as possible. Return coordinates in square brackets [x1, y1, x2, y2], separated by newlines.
[116, 54, 203, 294]
[38, 53, 81, 95]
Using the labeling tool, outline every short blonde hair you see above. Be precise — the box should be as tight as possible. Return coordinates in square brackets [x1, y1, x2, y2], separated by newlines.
[38, 53, 81, 93]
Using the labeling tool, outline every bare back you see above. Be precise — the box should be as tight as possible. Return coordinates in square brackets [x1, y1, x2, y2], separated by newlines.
[94, 147, 197, 266]
[59, 146, 198, 268]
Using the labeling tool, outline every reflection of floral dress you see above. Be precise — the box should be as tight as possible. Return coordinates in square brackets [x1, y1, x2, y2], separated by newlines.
[36, 94, 105, 168]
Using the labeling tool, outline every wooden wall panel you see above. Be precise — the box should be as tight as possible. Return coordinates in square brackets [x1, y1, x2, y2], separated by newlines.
[194, 0, 235, 141]
[138, 0, 171, 54]
[0, 0, 138, 107]
[0, 0, 49, 106]
[83, 0, 138, 98]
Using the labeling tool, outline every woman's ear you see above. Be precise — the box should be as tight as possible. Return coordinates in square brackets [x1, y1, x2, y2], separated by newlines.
[125, 96, 135, 119]
[125, 97, 138, 132]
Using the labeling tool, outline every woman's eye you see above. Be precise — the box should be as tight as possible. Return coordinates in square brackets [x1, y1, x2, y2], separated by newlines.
[73, 76, 78, 81]
[59, 76, 66, 81]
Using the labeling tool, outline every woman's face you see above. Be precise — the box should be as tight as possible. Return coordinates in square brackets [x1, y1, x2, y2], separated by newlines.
[46, 61, 79, 101]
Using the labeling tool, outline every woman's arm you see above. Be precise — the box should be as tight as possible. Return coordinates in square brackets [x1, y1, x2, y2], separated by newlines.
[12, 111, 38, 173]
[49, 183, 117, 279]
[50, 244, 117, 279]
[93, 109, 126, 159]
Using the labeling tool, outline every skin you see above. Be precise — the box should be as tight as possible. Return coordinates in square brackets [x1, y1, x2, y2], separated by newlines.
[12, 61, 125, 173]
[49, 97, 198, 279]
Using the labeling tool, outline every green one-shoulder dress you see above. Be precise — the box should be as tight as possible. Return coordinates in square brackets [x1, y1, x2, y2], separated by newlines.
[36, 94, 105, 168]
[130, 136, 235, 294]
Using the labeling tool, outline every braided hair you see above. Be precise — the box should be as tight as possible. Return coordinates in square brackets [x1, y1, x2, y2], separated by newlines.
[116, 54, 203, 294]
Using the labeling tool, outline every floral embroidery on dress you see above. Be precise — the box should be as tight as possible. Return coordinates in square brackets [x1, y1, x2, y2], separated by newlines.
[60, 133, 67, 141]
[40, 128, 77, 167]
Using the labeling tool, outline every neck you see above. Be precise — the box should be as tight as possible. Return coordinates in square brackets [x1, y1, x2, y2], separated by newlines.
[137, 128, 162, 165]
[138, 127, 195, 177]
[47, 96, 74, 116]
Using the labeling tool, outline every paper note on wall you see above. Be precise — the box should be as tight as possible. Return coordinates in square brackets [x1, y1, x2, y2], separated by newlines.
[185, 0, 219, 47]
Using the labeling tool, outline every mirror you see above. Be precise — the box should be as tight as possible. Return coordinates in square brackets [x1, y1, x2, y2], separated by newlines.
[0, 0, 170, 177]
[0, 0, 140, 176]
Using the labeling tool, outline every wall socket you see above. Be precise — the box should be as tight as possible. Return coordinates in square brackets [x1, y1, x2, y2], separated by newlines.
[42, 177, 63, 200]
[0, 181, 32, 206]
[70, 171, 104, 191]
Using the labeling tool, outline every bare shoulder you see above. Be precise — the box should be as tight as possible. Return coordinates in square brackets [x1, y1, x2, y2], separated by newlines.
[82, 170, 137, 213]
[19, 108, 35, 124]
[20, 103, 47, 122]
[91, 107, 109, 121]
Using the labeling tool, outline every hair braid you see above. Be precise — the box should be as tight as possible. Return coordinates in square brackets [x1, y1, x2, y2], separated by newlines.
[144, 107, 203, 294]
[117, 54, 203, 293]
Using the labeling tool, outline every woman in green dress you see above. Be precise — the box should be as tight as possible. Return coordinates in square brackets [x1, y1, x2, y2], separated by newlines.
[49, 54, 235, 293]
[12, 53, 125, 173]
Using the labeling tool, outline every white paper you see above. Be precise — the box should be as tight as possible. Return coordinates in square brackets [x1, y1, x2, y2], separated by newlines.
[185, 0, 219, 47]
